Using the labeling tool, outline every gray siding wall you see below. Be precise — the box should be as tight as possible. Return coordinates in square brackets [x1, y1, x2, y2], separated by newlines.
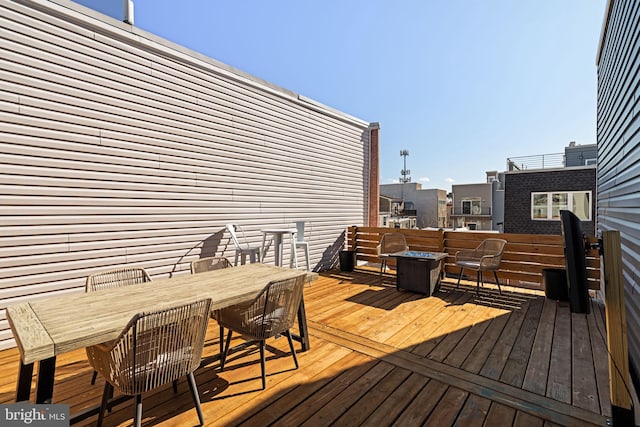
[565, 144, 597, 167]
[451, 183, 493, 216]
[597, 0, 640, 382]
[0, 0, 372, 349]
[503, 168, 596, 235]
[451, 183, 493, 230]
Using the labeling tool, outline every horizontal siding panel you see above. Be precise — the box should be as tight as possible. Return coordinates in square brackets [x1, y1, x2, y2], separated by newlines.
[1, 58, 364, 166]
[0, 33, 362, 147]
[0, 124, 366, 183]
[596, 3, 635, 128]
[0, 155, 365, 197]
[1, 163, 199, 189]
[597, 4, 640, 144]
[1, 237, 222, 270]
[0, 51, 364, 155]
[0, 184, 232, 202]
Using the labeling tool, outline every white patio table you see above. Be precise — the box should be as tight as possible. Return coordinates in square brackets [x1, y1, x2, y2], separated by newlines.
[260, 228, 298, 267]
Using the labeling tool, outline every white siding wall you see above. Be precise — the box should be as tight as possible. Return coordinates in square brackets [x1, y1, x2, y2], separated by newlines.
[0, 0, 373, 349]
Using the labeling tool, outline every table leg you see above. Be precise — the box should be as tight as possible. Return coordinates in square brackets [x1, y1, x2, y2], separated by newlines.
[35, 356, 56, 404]
[274, 234, 282, 266]
[16, 360, 34, 402]
[290, 233, 298, 269]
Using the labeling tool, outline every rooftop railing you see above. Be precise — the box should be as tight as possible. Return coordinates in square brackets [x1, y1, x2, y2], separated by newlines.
[506, 153, 564, 171]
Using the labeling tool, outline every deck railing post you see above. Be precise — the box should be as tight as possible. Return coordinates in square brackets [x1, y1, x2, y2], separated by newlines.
[601, 230, 634, 425]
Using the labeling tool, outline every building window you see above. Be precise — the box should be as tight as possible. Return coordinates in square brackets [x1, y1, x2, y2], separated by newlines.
[531, 191, 591, 220]
[532, 193, 548, 219]
[461, 199, 481, 215]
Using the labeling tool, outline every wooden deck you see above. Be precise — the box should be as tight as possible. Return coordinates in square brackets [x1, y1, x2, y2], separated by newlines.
[0, 269, 629, 426]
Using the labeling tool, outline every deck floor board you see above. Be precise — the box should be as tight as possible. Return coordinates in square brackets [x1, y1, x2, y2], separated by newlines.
[0, 269, 627, 426]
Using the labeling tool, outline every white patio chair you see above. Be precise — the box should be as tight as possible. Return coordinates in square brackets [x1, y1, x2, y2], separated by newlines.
[226, 224, 262, 265]
[292, 221, 311, 271]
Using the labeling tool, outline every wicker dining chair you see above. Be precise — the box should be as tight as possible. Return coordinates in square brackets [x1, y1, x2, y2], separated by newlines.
[455, 238, 508, 295]
[85, 267, 151, 293]
[216, 275, 305, 389]
[86, 299, 212, 427]
[190, 256, 233, 274]
[376, 232, 409, 274]
[190, 256, 233, 356]
[85, 267, 152, 385]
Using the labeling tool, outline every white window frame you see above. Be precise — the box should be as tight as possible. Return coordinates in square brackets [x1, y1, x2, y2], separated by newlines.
[531, 191, 592, 221]
[461, 198, 481, 215]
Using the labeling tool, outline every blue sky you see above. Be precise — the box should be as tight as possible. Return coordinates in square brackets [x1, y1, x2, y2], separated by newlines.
[74, 0, 606, 190]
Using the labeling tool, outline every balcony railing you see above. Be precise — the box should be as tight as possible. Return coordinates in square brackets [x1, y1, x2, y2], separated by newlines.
[450, 207, 492, 217]
[346, 226, 600, 289]
[506, 153, 565, 171]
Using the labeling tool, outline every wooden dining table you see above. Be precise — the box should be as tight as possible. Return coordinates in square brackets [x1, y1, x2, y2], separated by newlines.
[6, 263, 316, 412]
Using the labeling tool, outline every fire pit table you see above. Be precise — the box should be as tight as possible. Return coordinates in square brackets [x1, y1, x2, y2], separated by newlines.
[388, 250, 448, 296]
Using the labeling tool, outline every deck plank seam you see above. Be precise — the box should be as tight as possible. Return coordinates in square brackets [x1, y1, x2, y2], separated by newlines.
[308, 319, 609, 427]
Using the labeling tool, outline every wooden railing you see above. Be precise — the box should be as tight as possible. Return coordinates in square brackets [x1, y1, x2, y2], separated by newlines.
[346, 227, 601, 290]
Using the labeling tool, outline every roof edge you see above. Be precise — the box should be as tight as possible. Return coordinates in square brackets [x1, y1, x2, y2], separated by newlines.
[596, 0, 614, 66]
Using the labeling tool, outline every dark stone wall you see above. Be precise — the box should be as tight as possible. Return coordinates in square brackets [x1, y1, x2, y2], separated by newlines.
[504, 168, 596, 235]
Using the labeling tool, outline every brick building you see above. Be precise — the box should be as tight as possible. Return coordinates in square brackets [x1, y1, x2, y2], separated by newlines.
[503, 167, 596, 235]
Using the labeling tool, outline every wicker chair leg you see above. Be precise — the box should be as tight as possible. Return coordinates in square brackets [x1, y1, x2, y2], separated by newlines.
[91, 370, 98, 385]
[476, 271, 481, 296]
[107, 384, 114, 413]
[134, 394, 143, 427]
[285, 330, 299, 369]
[221, 329, 233, 370]
[493, 271, 502, 294]
[457, 268, 464, 288]
[186, 372, 205, 426]
[259, 341, 266, 389]
[172, 379, 178, 394]
[96, 381, 112, 427]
